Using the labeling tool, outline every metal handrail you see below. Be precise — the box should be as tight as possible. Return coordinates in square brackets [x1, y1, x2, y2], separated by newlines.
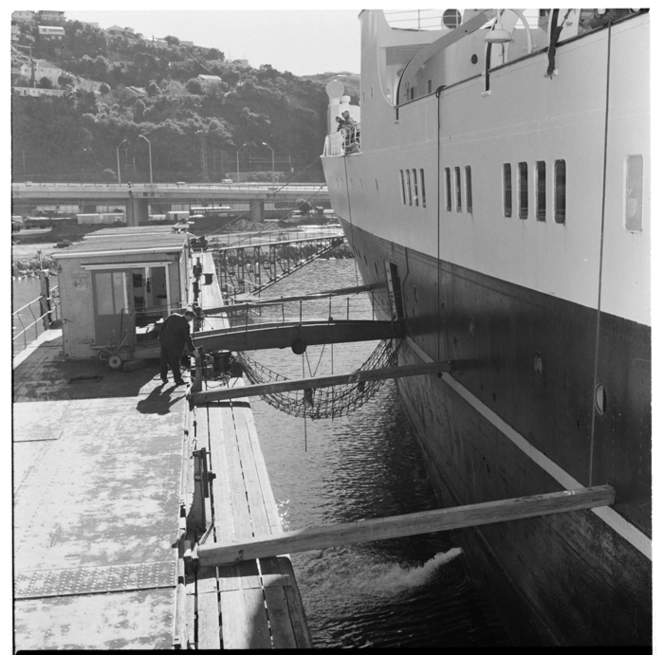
[12, 284, 60, 350]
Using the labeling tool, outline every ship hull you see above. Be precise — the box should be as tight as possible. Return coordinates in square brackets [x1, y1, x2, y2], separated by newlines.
[339, 217, 651, 645]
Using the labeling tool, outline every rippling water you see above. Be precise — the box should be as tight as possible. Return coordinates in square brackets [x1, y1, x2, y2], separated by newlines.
[244, 258, 512, 647]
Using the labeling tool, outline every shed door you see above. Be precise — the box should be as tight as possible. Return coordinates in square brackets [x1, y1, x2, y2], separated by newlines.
[92, 270, 134, 347]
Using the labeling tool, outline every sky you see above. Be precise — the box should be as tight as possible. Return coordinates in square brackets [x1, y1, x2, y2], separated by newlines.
[64, 6, 365, 77]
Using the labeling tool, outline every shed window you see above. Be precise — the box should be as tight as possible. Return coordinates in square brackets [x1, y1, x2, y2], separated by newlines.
[536, 160, 546, 221]
[554, 159, 566, 224]
[465, 166, 473, 214]
[625, 155, 643, 232]
[518, 162, 528, 219]
[445, 168, 452, 211]
[95, 271, 128, 315]
[503, 164, 512, 217]
[420, 169, 427, 208]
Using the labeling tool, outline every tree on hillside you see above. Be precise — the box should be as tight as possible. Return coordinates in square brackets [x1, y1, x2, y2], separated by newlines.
[186, 78, 203, 95]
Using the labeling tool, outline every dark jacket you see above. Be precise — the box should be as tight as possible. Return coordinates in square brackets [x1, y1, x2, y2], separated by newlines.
[159, 313, 194, 351]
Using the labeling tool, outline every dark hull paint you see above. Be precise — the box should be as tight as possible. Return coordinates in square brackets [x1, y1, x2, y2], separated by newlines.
[341, 218, 651, 645]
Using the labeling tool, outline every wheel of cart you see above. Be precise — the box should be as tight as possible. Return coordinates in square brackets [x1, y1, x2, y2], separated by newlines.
[97, 349, 112, 363]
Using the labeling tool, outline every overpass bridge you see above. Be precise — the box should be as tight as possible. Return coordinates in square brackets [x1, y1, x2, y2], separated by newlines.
[11, 182, 330, 224]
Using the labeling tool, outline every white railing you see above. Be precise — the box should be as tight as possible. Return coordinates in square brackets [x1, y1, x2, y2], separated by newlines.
[384, 9, 454, 31]
[324, 124, 361, 157]
[384, 9, 541, 32]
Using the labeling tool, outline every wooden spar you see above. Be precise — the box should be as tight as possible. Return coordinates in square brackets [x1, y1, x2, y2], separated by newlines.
[190, 361, 453, 405]
[203, 284, 374, 314]
[192, 319, 404, 354]
[197, 486, 615, 567]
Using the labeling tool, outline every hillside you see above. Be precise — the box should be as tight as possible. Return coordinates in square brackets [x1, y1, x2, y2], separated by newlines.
[11, 17, 360, 184]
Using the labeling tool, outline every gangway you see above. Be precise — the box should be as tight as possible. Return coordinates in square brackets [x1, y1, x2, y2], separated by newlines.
[212, 227, 346, 298]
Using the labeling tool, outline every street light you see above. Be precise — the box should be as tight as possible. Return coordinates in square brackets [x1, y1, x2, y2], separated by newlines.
[116, 138, 128, 184]
[262, 142, 275, 186]
[236, 143, 247, 184]
[138, 134, 153, 184]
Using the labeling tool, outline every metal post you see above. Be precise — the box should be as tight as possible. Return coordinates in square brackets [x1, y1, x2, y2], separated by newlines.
[236, 143, 247, 183]
[116, 138, 127, 184]
[262, 142, 275, 186]
[139, 134, 153, 184]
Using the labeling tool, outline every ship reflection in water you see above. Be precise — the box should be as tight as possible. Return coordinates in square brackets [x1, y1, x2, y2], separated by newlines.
[248, 259, 511, 647]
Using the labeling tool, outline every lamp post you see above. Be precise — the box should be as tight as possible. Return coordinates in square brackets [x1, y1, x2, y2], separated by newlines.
[116, 138, 128, 184]
[262, 142, 275, 186]
[138, 134, 153, 184]
[236, 143, 247, 183]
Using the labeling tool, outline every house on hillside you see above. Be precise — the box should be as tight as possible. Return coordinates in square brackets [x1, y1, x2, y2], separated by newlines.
[11, 25, 20, 42]
[125, 86, 147, 97]
[14, 87, 66, 98]
[12, 11, 36, 23]
[197, 74, 222, 91]
[106, 25, 134, 37]
[77, 77, 105, 93]
[20, 59, 63, 86]
[38, 25, 65, 40]
[37, 10, 66, 24]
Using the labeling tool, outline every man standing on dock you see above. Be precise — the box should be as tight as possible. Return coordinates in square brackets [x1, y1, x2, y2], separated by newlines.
[159, 309, 196, 385]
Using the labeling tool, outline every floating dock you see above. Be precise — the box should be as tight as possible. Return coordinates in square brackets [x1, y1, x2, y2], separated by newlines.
[12, 250, 311, 649]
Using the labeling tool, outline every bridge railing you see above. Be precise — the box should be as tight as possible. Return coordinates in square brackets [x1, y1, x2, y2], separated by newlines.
[12, 182, 328, 192]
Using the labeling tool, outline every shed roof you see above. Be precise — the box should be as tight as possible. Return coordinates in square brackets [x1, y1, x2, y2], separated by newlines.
[53, 228, 187, 259]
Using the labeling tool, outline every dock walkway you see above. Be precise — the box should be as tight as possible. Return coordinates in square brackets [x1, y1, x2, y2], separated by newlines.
[13, 332, 186, 650]
[179, 252, 311, 648]
[12, 250, 310, 649]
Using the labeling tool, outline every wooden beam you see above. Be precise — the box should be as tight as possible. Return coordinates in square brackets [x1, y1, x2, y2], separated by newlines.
[203, 284, 374, 314]
[190, 360, 452, 405]
[192, 319, 404, 353]
[198, 486, 615, 567]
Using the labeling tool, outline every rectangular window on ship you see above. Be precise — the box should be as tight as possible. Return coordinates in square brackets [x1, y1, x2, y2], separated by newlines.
[412, 168, 419, 207]
[625, 155, 643, 232]
[554, 159, 566, 224]
[503, 164, 512, 217]
[465, 166, 473, 214]
[445, 168, 452, 211]
[406, 169, 412, 205]
[420, 169, 426, 208]
[454, 167, 462, 211]
[400, 170, 406, 205]
[536, 160, 546, 221]
[518, 162, 528, 219]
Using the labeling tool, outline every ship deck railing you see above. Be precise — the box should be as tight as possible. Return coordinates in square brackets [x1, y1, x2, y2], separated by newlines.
[323, 125, 361, 157]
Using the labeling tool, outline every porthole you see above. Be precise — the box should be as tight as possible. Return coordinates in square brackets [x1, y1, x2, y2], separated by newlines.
[595, 384, 607, 415]
[533, 352, 543, 378]
[471, 54, 478, 64]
